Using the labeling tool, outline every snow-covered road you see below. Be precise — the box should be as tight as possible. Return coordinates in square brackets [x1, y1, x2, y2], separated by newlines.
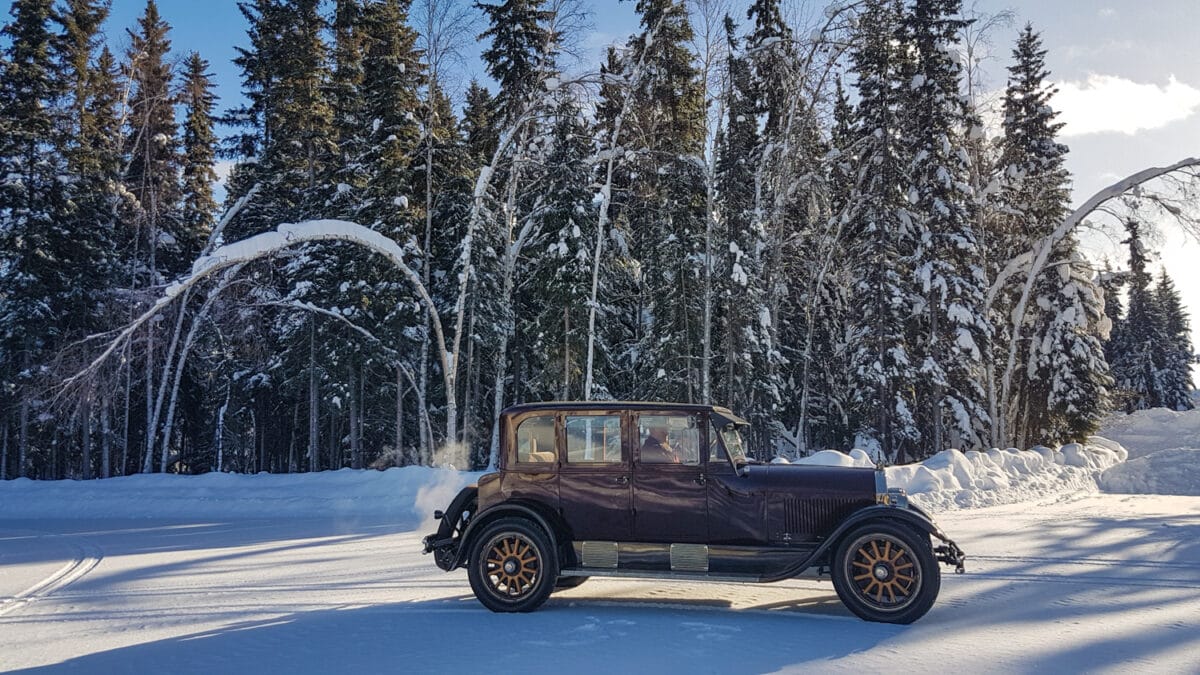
[2, 493, 1198, 674]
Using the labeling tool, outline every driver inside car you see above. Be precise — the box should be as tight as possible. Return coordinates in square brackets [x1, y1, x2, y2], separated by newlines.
[640, 424, 681, 463]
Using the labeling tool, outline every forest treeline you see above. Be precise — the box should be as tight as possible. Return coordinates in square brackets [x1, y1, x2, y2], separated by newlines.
[0, 0, 1194, 479]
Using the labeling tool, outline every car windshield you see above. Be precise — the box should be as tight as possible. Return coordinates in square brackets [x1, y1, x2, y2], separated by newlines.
[720, 425, 748, 465]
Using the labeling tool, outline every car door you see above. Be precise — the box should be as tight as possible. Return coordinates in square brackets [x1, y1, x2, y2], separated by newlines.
[558, 411, 633, 541]
[631, 411, 708, 543]
[705, 420, 767, 545]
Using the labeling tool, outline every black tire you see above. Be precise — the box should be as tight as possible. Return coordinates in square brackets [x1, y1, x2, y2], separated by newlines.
[831, 521, 940, 624]
[554, 575, 588, 591]
[467, 517, 558, 613]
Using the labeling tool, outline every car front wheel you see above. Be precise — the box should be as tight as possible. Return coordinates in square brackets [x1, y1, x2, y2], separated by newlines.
[831, 521, 940, 624]
[467, 517, 558, 613]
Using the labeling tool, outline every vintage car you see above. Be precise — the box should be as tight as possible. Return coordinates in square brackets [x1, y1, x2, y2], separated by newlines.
[422, 401, 965, 624]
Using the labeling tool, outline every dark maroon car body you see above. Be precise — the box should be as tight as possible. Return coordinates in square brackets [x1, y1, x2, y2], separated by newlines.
[423, 401, 965, 623]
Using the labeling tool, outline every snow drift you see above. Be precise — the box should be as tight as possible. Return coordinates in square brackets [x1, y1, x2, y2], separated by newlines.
[28, 407, 1200, 517]
[1096, 406, 1200, 496]
[784, 441, 1127, 511]
[1095, 406, 1200, 459]
[0, 468, 478, 526]
[1, 441, 1134, 520]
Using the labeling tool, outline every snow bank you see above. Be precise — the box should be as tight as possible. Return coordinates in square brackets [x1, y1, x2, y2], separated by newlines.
[1099, 448, 1200, 496]
[791, 442, 1127, 511]
[0, 467, 479, 527]
[1090, 406, 1200, 496]
[1094, 406, 1200, 459]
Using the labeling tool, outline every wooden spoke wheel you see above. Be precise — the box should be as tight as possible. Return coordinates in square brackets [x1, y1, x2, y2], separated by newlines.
[484, 533, 540, 598]
[846, 533, 920, 608]
[468, 518, 558, 613]
[831, 522, 940, 624]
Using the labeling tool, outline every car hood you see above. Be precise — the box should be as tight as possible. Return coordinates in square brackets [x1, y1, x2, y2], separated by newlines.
[755, 463, 877, 500]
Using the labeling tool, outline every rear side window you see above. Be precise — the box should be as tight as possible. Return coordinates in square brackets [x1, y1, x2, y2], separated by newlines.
[565, 415, 622, 463]
[515, 416, 557, 464]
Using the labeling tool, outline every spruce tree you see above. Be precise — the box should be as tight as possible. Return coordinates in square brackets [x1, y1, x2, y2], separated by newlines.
[59, 1, 127, 479]
[1154, 271, 1195, 411]
[0, 0, 70, 477]
[714, 18, 771, 442]
[330, 0, 365, 184]
[475, 0, 563, 463]
[805, 78, 865, 450]
[126, 0, 185, 277]
[180, 52, 218, 240]
[522, 93, 598, 401]
[997, 25, 1111, 445]
[461, 80, 498, 167]
[744, 0, 826, 456]
[1109, 221, 1166, 412]
[845, 0, 922, 461]
[357, 0, 423, 239]
[476, 0, 553, 125]
[745, 0, 795, 138]
[612, 0, 707, 403]
[902, 0, 990, 455]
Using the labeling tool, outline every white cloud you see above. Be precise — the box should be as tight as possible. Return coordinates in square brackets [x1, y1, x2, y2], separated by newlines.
[1098, 8, 1117, 19]
[214, 159, 236, 184]
[1054, 74, 1200, 137]
[213, 160, 237, 204]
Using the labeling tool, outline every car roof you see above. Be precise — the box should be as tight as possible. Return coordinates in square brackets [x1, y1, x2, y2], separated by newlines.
[501, 400, 748, 425]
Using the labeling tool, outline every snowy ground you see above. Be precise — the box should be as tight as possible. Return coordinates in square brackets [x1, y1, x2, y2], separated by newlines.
[2, 409, 1199, 674]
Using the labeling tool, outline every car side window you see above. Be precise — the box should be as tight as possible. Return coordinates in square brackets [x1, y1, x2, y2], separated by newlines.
[564, 415, 622, 463]
[638, 415, 699, 465]
[515, 416, 557, 464]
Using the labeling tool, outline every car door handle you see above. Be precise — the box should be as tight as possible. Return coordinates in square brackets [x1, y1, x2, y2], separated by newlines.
[614, 475, 628, 485]
[694, 475, 706, 486]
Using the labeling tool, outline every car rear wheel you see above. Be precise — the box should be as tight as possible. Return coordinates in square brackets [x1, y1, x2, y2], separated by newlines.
[467, 518, 558, 613]
[831, 521, 940, 624]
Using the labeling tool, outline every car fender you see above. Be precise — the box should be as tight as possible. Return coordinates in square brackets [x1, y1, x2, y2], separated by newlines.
[427, 485, 478, 544]
[761, 505, 942, 583]
[451, 500, 564, 569]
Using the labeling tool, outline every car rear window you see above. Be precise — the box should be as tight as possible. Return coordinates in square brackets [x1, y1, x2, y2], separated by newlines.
[515, 416, 557, 464]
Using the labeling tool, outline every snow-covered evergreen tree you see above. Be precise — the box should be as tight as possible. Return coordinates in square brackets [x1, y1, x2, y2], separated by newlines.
[0, 0, 77, 477]
[845, 0, 923, 462]
[902, 0, 990, 456]
[180, 52, 218, 241]
[476, 0, 554, 125]
[1108, 220, 1165, 412]
[1154, 271, 1196, 411]
[610, 0, 707, 403]
[996, 25, 1111, 445]
[713, 18, 772, 447]
[521, 92, 598, 401]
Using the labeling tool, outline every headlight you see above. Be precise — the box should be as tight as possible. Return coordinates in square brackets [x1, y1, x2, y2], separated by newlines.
[878, 487, 909, 508]
[874, 468, 909, 508]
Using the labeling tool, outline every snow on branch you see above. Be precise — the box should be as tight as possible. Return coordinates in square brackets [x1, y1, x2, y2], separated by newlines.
[986, 156, 1200, 313]
[69, 220, 451, 388]
[991, 156, 1200, 441]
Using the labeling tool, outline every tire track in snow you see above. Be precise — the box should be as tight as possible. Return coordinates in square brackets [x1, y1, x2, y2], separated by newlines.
[970, 554, 1200, 571]
[958, 571, 1200, 590]
[0, 534, 103, 617]
[959, 555, 1200, 591]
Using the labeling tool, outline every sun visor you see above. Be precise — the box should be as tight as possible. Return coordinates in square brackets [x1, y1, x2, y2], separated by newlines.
[710, 407, 749, 428]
